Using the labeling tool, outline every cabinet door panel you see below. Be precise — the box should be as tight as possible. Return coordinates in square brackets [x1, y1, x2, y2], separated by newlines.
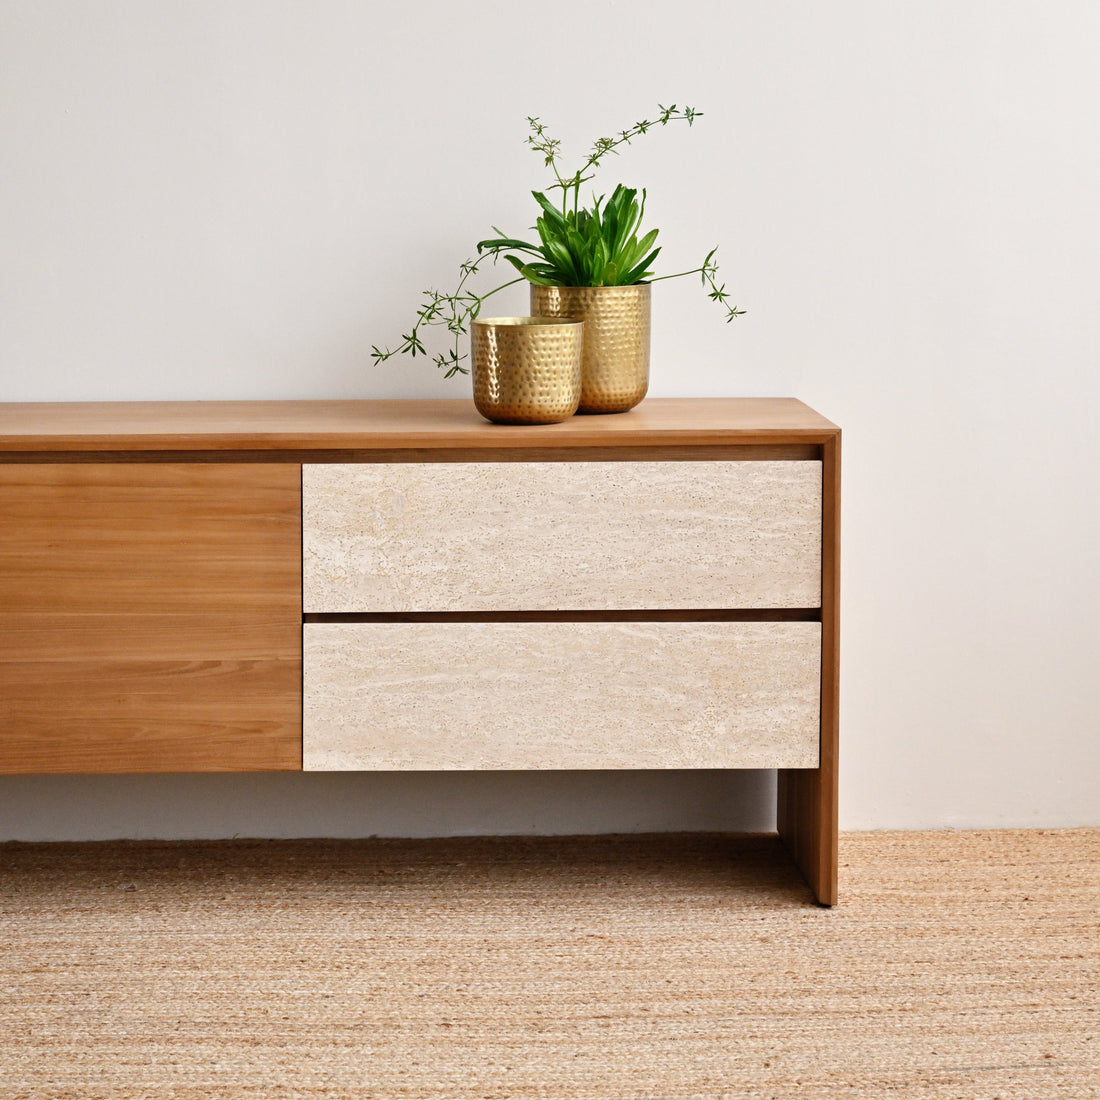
[0, 464, 302, 773]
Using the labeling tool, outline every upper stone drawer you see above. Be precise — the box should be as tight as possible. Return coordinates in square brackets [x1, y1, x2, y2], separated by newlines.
[302, 460, 822, 613]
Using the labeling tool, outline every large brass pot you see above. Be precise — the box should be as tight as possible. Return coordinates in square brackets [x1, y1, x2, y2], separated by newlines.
[530, 283, 650, 414]
[471, 317, 583, 425]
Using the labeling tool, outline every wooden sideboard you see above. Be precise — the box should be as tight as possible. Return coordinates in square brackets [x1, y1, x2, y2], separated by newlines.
[0, 398, 840, 905]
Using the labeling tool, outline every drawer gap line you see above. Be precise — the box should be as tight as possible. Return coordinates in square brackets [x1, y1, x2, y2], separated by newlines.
[303, 609, 822, 624]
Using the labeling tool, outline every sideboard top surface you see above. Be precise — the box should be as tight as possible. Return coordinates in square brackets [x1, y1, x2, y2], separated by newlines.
[0, 398, 839, 454]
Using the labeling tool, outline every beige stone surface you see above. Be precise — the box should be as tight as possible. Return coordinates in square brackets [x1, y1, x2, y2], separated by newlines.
[303, 621, 821, 771]
[303, 461, 822, 612]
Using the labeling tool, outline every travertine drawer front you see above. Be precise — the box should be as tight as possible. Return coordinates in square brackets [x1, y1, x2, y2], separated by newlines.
[303, 621, 821, 770]
[303, 461, 821, 612]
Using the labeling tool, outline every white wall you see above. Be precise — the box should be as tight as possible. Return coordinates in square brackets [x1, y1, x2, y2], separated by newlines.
[1, 0, 1097, 839]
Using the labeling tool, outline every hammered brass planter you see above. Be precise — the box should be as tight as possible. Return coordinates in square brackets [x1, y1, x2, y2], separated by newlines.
[530, 283, 651, 414]
[471, 317, 583, 425]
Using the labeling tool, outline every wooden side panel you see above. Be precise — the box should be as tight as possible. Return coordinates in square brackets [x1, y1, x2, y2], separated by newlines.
[779, 433, 840, 905]
[0, 464, 302, 773]
[304, 621, 821, 771]
[304, 461, 822, 612]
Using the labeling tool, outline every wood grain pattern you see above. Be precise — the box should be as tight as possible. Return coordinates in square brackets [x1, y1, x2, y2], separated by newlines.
[0, 398, 840, 454]
[0, 464, 302, 773]
[304, 621, 821, 771]
[304, 461, 822, 612]
[778, 432, 841, 905]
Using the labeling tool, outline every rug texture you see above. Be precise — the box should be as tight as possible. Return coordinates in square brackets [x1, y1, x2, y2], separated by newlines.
[1, 829, 1097, 1099]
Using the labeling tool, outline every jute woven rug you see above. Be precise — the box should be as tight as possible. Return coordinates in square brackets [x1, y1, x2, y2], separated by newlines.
[1, 829, 1096, 1099]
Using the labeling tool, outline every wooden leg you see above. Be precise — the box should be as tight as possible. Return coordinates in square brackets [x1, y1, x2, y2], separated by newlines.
[778, 764, 837, 905]
[779, 432, 840, 906]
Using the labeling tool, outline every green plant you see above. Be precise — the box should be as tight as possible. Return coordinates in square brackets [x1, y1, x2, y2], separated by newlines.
[478, 185, 660, 288]
[372, 104, 744, 377]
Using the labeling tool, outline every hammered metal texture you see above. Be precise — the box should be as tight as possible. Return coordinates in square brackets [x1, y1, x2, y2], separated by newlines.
[471, 317, 583, 425]
[530, 284, 651, 414]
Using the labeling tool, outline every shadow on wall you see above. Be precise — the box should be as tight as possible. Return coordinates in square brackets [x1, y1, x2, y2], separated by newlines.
[0, 770, 777, 842]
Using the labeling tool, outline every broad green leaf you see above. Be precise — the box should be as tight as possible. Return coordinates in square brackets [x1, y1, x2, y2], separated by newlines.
[543, 236, 581, 284]
[621, 246, 661, 285]
[524, 263, 563, 282]
[594, 237, 609, 286]
[603, 201, 619, 257]
[618, 225, 658, 273]
[534, 216, 554, 249]
[478, 236, 540, 254]
[633, 227, 659, 259]
[532, 190, 568, 232]
[520, 263, 559, 287]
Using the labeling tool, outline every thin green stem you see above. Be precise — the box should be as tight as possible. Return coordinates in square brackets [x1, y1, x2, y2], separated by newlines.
[480, 276, 524, 299]
[648, 266, 705, 282]
[373, 103, 738, 378]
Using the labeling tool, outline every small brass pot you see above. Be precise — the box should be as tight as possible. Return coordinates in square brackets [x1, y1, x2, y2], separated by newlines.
[471, 317, 583, 425]
[530, 283, 650, 414]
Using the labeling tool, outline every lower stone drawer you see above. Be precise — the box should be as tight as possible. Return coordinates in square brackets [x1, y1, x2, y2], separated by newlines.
[303, 621, 821, 771]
